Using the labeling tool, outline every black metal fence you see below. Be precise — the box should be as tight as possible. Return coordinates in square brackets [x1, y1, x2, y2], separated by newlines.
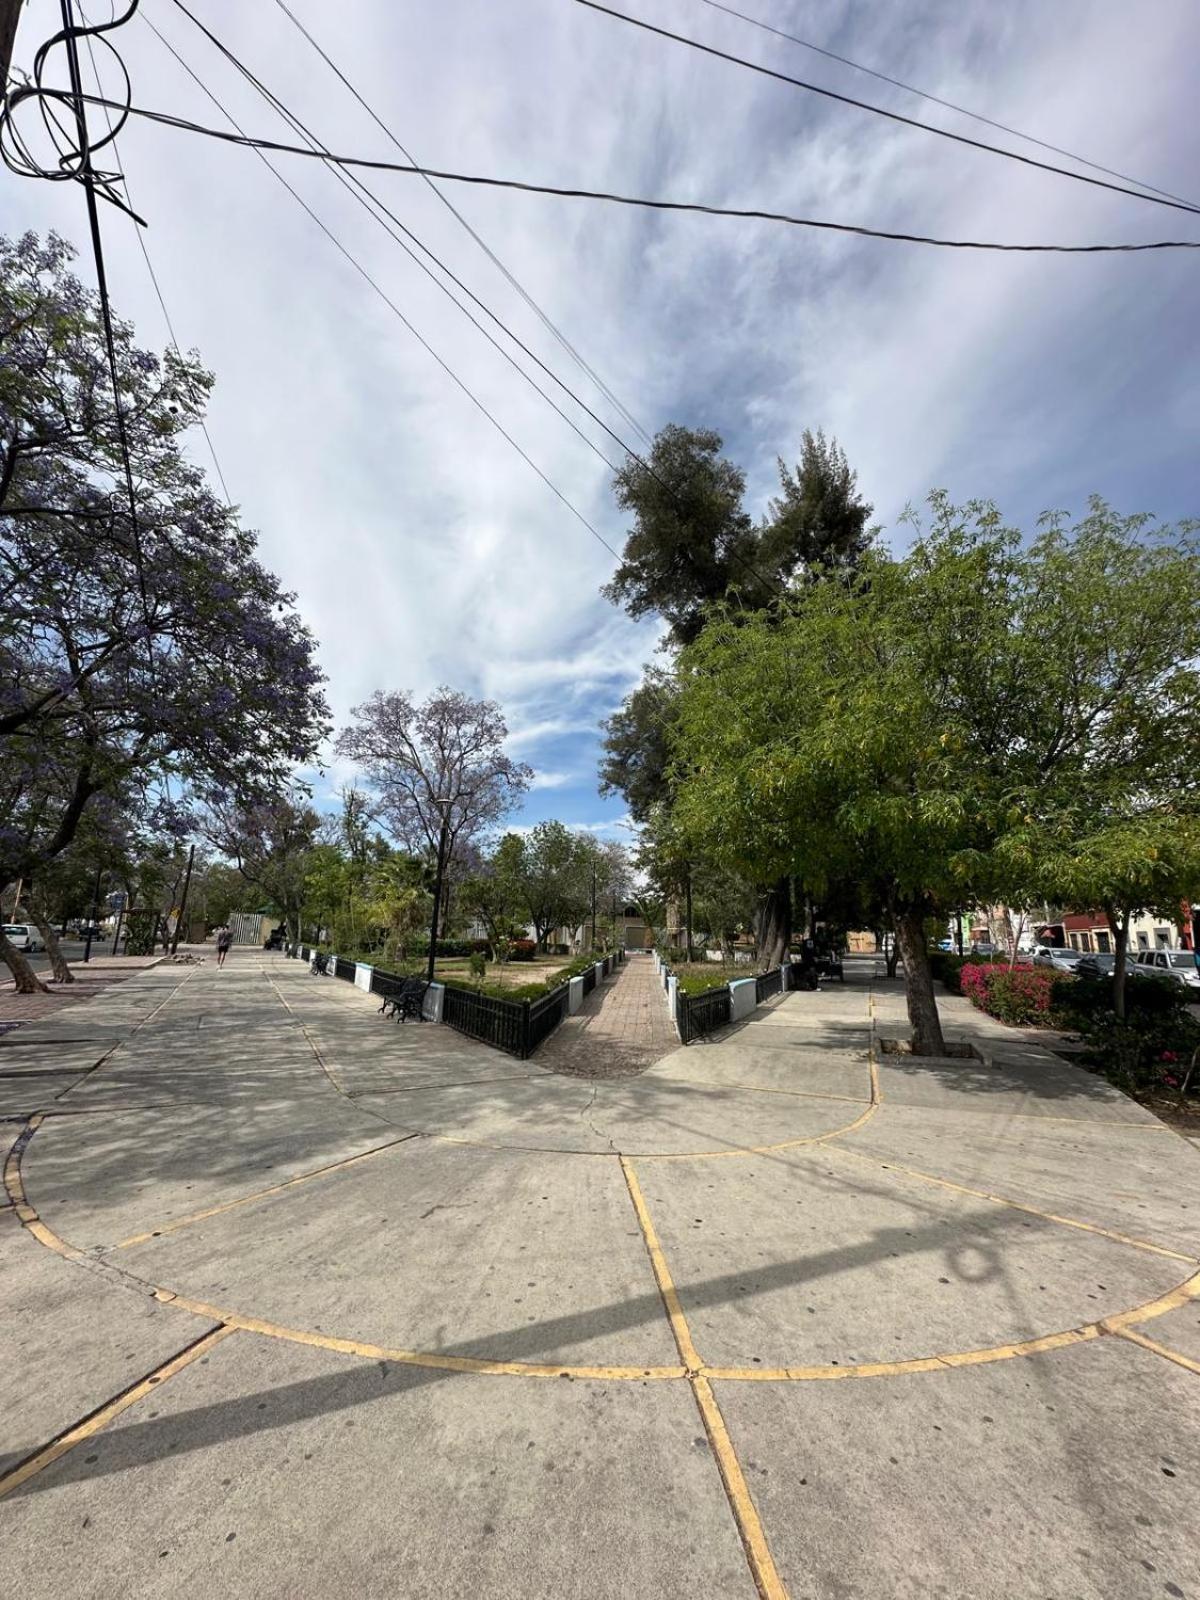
[677, 983, 732, 1045]
[755, 967, 783, 1003]
[282, 944, 624, 1059]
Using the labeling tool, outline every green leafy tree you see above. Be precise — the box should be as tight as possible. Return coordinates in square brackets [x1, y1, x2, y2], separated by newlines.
[203, 797, 322, 944]
[516, 821, 595, 950]
[671, 496, 1200, 1055]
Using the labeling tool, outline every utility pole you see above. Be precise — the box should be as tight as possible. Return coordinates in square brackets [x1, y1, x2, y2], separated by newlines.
[0, 1, 21, 92]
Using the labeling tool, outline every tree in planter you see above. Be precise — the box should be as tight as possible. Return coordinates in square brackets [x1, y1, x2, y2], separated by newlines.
[461, 833, 529, 958]
[0, 232, 329, 992]
[336, 688, 531, 979]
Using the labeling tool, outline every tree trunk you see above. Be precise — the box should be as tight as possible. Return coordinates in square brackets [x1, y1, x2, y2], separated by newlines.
[684, 866, 694, 962]
[29, 909, 73, 983]
[0, 927, 50, 993]
[1105, 902, 1129, 1021]
[894, 910, 946, 1056]
[757, 875, 792, 970]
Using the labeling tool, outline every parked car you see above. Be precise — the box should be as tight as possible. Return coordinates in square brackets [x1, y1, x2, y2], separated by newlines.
[1074, 953, 1115, 980]
[1031, 945, 1083, 971]
[1134, 948, 1200, 993]
[3, 923, 43, 953]
[969, 941, 997, 958]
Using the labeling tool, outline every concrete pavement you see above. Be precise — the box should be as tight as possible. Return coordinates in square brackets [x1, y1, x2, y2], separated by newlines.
[2, 951, 1199, 1598]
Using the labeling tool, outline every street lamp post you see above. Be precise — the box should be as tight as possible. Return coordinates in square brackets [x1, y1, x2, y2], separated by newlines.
[426, 797, 452, 985]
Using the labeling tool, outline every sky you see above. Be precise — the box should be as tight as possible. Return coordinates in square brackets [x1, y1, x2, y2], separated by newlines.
[4, 0, 1198, 846]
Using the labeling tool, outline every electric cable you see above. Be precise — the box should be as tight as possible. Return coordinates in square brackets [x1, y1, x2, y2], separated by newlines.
[161, 0, 625, 477]
[157, 3, 782, 599]
[570, 0, 1200, 219]
[36, 90, 1200, 254]
[269, 0, 651, 445]
[138, 13, 623, 564]
[689, 0, 1198, 212]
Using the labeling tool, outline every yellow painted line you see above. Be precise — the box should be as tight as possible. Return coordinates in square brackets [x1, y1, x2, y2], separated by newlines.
[114, 1134, 420, 1249]
[1101, 1269, 1200, 1329]
[820, 1143, 1198, 1263]
[620, 1157, 704, 1370]
[1108, 1325, 1200, 1377]
[638, 1097, 882, 1163]
[154, 1290, 685, 1379]
[692, 1375, 788, 1600]
[0, 1325, 236, 1500]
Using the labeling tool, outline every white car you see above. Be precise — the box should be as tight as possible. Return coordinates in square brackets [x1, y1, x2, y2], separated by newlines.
[1030, 945, 1082, 971]
[1134, 948, 1200, 992]
[3, 923, 43, 953]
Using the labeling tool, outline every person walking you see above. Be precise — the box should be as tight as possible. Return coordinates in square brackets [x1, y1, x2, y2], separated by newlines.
[215, 924, 233, 968]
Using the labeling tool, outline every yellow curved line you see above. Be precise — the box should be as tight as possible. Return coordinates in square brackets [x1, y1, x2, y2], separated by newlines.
[153, 1291, 686, 1380]
[1107, 1325, 1200, 1376]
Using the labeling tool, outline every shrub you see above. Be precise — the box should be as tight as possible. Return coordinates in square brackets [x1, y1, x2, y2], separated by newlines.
[467, 951, 487, 984]
[960, 962, 1070, 1024]
[510, 938, 536, 962]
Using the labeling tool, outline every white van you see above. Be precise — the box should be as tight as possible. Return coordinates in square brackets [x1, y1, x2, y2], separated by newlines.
[3, 924, 43, 952]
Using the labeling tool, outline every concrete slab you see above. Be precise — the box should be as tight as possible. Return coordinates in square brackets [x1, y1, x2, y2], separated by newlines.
[118, 1142, 678, 1369]
[717, 1337, 1200, 1600]
[22, 1097, 400, 1251]
[591, 1077, 861, 1155]
[832, 1102, 1200, 1257]
[0, 1072, 92, 1114]
[650, 1042, 873, 1101]
[0, 1207, 215, 1477]
[631, 1148, 1184, 1368]
[0, 1331, 754, 1599]
[874, 1048, 1151, 1120]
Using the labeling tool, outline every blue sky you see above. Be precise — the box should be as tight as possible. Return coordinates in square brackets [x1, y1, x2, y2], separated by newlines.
[5, 0, 1198, 848]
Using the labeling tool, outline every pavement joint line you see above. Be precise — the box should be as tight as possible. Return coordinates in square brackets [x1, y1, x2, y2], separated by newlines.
[620, 1156, 787, 1598]
[1106, 1324, 1200, 1377]
[819, 1142, 1199, 1263]
[51, 966, 202, 1103]
[112, 1133, 423, 1249]
[0, 1324, 236, 1500]
[346, 1073, 542, 1098]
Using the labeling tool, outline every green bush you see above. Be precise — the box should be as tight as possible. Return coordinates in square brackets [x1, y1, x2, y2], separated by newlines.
[677, 970, 736, 997]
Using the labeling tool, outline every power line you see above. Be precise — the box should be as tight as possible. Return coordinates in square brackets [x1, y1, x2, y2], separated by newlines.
[162, 0, 626, 477]
[138, 12, 623, 565]
[53, 93, 1200, 254]
[268, 0, 651, 446]
[689, 0, 1198, 212]
[570, 0, 1200, 220]
[78, 6, 233, 505]
[152, 8, 780, 601]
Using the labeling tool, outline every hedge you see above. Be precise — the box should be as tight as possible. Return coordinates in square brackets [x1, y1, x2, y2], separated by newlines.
[959, 962, 1071, 1024]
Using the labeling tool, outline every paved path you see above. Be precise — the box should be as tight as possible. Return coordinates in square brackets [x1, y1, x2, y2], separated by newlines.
[534, 951, 679, 1078]
[2, 951, 1199, 1598]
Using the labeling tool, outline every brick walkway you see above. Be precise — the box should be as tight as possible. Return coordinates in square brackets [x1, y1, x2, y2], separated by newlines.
[534, 952, 679, 1078]
[0, 956, 166, 1027]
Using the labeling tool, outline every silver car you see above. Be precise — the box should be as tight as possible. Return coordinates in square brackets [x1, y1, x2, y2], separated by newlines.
[1134, 948, 1200, 992]
[1030, 945, 1083, 971]
[3, 923, 44, 953]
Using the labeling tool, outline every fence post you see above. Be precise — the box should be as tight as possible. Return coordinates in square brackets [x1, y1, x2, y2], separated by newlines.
[521, 999, 531, 1060]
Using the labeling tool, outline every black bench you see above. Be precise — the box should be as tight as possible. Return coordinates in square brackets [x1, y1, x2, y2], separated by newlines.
[817, 954, 845, 982]
[377, 977, 429, 1023]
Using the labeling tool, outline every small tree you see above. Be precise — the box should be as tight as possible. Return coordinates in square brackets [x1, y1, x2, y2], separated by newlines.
[336, 689, 531, 975]
[203, 797, 321, 944]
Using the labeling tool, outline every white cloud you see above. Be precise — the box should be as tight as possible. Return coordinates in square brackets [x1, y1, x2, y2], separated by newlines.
[8, 0, 1196, 827]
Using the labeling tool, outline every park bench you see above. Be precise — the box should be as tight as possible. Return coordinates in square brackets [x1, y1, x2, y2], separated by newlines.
[377, 976, 429, 1024]
[817, 953, 845, 982]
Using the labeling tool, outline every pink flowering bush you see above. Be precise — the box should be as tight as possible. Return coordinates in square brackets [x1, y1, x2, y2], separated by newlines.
[959, 962, 1068, 1025]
